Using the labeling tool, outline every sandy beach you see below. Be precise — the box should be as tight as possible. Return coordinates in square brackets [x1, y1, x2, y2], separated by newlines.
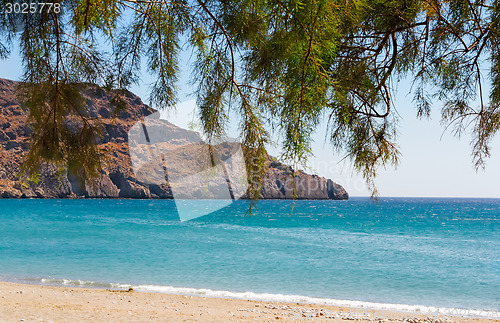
[0, 282, 497, 323]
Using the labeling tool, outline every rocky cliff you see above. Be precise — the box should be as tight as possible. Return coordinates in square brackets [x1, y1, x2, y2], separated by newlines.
[0, 78, 348, 200]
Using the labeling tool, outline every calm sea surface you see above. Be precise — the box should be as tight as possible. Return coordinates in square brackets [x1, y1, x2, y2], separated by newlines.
[0, 198, 498, 313]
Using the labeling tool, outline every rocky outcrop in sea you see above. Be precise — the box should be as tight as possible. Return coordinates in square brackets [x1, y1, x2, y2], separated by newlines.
[0, 78, 348, 200]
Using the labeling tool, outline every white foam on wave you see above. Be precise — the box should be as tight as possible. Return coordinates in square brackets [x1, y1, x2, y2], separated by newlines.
[27, 277, 499, 319]
[133, 285, 500, 319]
[39, 278, 116, 289]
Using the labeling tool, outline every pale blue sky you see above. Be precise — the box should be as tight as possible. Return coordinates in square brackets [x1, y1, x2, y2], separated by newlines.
[1, 41, 499, 198]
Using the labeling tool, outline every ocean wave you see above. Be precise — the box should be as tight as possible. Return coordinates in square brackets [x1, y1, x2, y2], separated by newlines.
[20, 277, 500, 319]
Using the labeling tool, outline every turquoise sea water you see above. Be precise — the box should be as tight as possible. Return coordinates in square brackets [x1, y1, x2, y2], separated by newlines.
[0, 198, 498, 315]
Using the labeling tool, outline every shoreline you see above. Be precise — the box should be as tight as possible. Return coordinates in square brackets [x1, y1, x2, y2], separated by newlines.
[0, 282, 498, 322]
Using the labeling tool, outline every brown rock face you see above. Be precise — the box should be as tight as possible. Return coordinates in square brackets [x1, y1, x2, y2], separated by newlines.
[261, 159, 349, 200]
[0, 78, 348, 200]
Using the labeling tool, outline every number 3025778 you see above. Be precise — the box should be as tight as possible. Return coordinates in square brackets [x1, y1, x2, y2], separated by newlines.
[4, 2, 61, 14]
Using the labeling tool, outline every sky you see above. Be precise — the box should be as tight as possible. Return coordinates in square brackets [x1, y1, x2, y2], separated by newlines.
[1, 42, 499, 198]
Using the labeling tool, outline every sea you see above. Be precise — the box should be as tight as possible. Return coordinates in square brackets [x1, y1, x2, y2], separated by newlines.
[0, 198, 498, 318]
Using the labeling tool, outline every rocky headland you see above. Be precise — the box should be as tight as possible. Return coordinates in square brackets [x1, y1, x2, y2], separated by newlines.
[0, 78, 348, 200]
